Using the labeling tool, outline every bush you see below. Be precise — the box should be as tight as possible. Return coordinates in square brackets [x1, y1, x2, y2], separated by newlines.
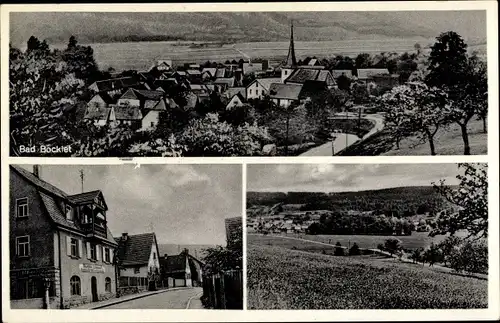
[349, 243, 361, 256]
[384, 238, 403, 256]
[377, 243, 385, 251]
[334, 242, 345, 256]
[449, 239, 488, 274]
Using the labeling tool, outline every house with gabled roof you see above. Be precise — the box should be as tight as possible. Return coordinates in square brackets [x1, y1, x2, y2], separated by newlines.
[159, 251, 204, 288]
[269, 83, 304, 108]
[114, 232, 162, 293]
[225, 92, 247, 110]
[109, 105, 143, 130]
[88, 76, 145, 97]
[9, 165, 118, 309]
[83, 106, 113, 127]
[284, 67, 336, 88]
[214, 77, 235, 91]
[246, 78, 281, 100]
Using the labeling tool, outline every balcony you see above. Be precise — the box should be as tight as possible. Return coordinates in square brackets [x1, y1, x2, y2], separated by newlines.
[81, 222, 107, 239]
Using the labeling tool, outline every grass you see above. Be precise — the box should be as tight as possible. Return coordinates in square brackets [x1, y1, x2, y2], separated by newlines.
[340, 118, 487, 156]
[247, 238, 488, 309]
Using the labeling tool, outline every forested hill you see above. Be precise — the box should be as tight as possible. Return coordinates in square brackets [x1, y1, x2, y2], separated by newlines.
[247, 186, 456, 216]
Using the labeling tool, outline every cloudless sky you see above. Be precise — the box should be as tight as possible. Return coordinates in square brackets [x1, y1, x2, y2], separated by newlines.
[20, 164, 242, 245]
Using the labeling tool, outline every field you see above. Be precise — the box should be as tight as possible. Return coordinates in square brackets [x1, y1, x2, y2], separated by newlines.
[62, 39, 442, 72]
[248, 232, 459, 252]
[247, 237, 488, 309]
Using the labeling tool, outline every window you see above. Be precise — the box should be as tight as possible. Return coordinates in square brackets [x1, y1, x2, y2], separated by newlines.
[70, 276, 81, 296]
[105, 277, 112, 293]
[134, 267, 140, 274]
[284, 70, 288, 75]
[150, 122, 155, 127]
[104, 248, 110, 263]
[153, 252, 156, 260]
[16, 198, 28, 218]
[70, 238, 79, 257]
[90, 244, 97, 260]
[256, 90, 259, 96]
[249, 89, 252, 95]
[66, 205, 73, 221]
[16, 236, 30, 257]
[11, 278, 46, 300]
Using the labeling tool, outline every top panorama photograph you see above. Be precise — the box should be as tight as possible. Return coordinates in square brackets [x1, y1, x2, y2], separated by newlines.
[9, 10, 487, 157]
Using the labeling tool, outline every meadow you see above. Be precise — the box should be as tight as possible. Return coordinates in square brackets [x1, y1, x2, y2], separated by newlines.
[61, 38, 444, 72]
[247, 240, 488, 309]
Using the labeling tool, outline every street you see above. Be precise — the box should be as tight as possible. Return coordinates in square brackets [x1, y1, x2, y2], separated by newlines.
[101, 287, 204, 309]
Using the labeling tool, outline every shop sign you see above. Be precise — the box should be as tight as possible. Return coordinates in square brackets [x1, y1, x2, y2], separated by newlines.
[80, 263, 105, 273]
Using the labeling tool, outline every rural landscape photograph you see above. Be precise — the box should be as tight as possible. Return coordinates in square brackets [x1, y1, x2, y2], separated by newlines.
[9, 10, 487, 157]
[9, 164, 242, 309]
[246, 163, 488, 309]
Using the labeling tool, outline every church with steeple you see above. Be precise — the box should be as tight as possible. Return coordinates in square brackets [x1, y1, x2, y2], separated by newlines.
[280, 21, 337, 88]
[281, 21, 298, 82]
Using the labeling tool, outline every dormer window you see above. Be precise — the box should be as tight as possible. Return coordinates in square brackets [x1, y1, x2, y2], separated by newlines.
[66, 205, 73, 221]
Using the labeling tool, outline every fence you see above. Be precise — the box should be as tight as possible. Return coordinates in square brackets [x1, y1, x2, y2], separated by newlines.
[202, 269, 243, 309]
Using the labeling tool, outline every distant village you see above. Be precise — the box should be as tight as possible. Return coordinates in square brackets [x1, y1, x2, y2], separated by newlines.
[9, 165, 242, 309]
[81, 24, 400, 133]
[246, 202, 453, 236]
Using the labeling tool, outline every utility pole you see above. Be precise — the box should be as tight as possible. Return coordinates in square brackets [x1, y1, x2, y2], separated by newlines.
[79, 169, 84, 193]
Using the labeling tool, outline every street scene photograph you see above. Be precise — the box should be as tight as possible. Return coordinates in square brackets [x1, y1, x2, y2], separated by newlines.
[8, 10, 487, 157]
[246, 163, 488, 309]
[9, 164, 243, 309]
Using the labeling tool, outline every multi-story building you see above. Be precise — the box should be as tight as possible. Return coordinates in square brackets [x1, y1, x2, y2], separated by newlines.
[9, 165, 118, 309]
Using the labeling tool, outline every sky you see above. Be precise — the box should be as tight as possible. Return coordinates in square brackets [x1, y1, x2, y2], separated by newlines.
[247, 164, 463, 193]
[20, 164, 242, 245]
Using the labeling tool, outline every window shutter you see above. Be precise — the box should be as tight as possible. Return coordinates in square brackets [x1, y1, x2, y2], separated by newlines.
[66, 236, 72, 256]
[86, 242, 91, 259]
[110, 249, 114, 263]
[78, 240, 83, 258]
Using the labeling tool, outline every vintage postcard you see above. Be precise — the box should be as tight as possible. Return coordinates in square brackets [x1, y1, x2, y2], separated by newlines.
[1, 1, 499, 323]
[3, 4, 493, 158]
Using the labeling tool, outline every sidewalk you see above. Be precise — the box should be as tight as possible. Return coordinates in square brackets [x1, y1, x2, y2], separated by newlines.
[75, 287, 190, 309]
[186, 290, 204, 309]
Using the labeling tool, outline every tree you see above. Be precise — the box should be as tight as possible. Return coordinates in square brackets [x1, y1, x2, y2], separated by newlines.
[384, 238, 403, 256]
[336, 74, 352, 92]
[426, 32, 486, 155]
[351, 82, 369, 105]
[405, 82, 450, 155]
[10, 44, 86, 156]
[349, 243, 361, 256]
[437, 236, 462, 267]
[414, 43, 422, 56]
[334, 242, 345, 256]
[432, 163, 488, 239]
[448, 239, 487, 274]
[377, 86, 414, 150]
[423, 242, 442, 267]
[61, 36, 100, 83]
[203, 221, 242, 276]
[426, 31, 468, 88]
[180, 113, 270, 156]
[410, 248, 424, 264]
[355, 53, 372, 69]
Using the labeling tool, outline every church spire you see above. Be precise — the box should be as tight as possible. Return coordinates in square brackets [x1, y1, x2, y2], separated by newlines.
[285, 20, 297, 67]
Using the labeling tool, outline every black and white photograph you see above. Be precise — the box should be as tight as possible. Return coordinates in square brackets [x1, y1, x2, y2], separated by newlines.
[246, 163, 488, 309]
[8, 10, 488, 157]
[8, 164, 243, 309]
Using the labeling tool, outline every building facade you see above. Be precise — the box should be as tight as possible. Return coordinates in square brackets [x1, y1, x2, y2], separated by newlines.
[115, 232, 162, 295]
[9, 165, 118, 309]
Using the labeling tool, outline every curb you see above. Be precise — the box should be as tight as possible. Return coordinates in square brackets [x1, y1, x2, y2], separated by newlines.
[89, 287, 190, 310]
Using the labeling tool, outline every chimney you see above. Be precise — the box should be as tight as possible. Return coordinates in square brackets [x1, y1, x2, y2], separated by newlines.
[33, 165, 41, 178]
[122, 232, 128, 241]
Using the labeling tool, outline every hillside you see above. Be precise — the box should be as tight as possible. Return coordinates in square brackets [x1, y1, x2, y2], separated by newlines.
[9, 11, 486, 47]
[247, 186, 455, 216]
[247, 243, 488, 309]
